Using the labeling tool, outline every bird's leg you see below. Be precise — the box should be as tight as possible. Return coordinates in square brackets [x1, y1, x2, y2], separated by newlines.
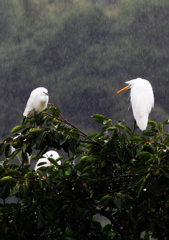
[132, 119, 136, 135]
[125, 103, 136, 134]
[34, 111, 38, 127]
[18, 161, 24, 170]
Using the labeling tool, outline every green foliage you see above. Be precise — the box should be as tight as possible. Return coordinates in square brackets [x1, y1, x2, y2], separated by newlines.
[1, 106, 169, 239]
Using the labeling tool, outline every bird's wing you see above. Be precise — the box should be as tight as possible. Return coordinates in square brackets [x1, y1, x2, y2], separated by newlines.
[131, 86, 154, 130]
[131, 87, 154, 116]
[23, 91, 37, 117]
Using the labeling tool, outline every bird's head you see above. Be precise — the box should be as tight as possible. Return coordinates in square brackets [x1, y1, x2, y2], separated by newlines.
[43, 91, 49, 96]
[42, 89, 49, 96]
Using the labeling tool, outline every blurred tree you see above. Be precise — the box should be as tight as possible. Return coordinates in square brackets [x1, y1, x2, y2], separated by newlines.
[0, 0, 21, 44]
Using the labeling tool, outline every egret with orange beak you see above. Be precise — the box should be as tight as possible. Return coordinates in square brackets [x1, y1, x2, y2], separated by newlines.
[117, 78, 154, 131]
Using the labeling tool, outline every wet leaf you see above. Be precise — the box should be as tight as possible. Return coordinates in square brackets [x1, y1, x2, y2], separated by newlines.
[0, 176, 16, 182]
[29, 128, 43, 133]
[10, 125, 26, 134]
[158, 123, 163, 134]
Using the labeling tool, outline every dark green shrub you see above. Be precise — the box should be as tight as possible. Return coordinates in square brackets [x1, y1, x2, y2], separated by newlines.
[0, 105, 169, 239]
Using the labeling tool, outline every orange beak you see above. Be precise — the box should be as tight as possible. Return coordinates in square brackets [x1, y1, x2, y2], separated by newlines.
[117, 85, 131, 94]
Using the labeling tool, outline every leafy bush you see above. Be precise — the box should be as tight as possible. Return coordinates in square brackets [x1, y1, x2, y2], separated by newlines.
[1, 0, 169, 140]
[0, 105, 169, 239]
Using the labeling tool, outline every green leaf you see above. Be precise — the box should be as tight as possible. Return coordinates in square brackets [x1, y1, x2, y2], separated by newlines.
[5, 144, 11, 158]
[103, 119, 112, 125]
[100, 195, 113, 204]
[85, 133, 99, 139]
[148, 120, 157, 128]
[92, 114, 109, 124]
[137, 181, 146, 196]
[163, 119, 169, 125]
[131, 177, 144, 189]
[137, 174, 150, 196]
[158, 123, 163, 134]
[113, 198, 122, 212]
[10, 125, 26, 134]
[115, 123, 126, 130]
[0, 142, 5, 156]
[153, 134, 162, 142]
[9, 148, 21, 159]
[80, 156, 89, 161]
[142, 230, 150, 240]
[22, 116, 32, 125]
[145, 157, 155, 165]
[59, 135, 67, 145]
[50, 106, 61, 118]
[131, 136, 144, 142]
[10, 183, 20, 195]
[82, 166, 92, 173]
[137, 151, 152, 160]
[103, 224, 112, 232]
[48, 156, 63, 166]
[92, 220, 101, 230]
[0, 182, 10, 198]
[29, 128, 43, 133]
[0, 176, 16, 182]
[7, 169, 21, 176]
[107, 126, 117, 131]
[68, 138, 78, 153]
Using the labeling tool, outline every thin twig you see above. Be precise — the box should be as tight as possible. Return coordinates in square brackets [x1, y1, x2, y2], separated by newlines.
[45, 110, 104, 149]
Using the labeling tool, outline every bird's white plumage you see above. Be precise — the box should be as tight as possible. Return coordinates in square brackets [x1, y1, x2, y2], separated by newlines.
[34, 150, 61, 171]
[23, 87, 49, 117]
[118, 78, 154, 131]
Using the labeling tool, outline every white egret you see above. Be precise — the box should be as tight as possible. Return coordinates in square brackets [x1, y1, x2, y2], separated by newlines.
[117, 78, 154, 131]
[34, 150, 61, 171]
[23, 87, 49, 117]
[11, 134, 31, 165]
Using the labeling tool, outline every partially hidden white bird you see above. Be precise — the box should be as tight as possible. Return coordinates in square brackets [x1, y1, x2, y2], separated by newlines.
[11, 134, 31, 165]
[23, 87, 49, 117]
[117, 78, 154, 131]
[34, 150, 61, 171]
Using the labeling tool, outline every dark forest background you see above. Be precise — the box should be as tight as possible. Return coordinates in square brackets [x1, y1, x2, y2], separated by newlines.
[1, 0, 169, 140]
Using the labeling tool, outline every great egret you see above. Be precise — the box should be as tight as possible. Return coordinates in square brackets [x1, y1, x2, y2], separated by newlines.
[117, 78, 154, 131]
[34, 150, 61, 171]
[11, 134, 31, 165]
[23, 87, 49, 118]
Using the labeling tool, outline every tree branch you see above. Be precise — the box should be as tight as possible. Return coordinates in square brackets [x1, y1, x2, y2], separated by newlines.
[45, 108, 104, 149]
